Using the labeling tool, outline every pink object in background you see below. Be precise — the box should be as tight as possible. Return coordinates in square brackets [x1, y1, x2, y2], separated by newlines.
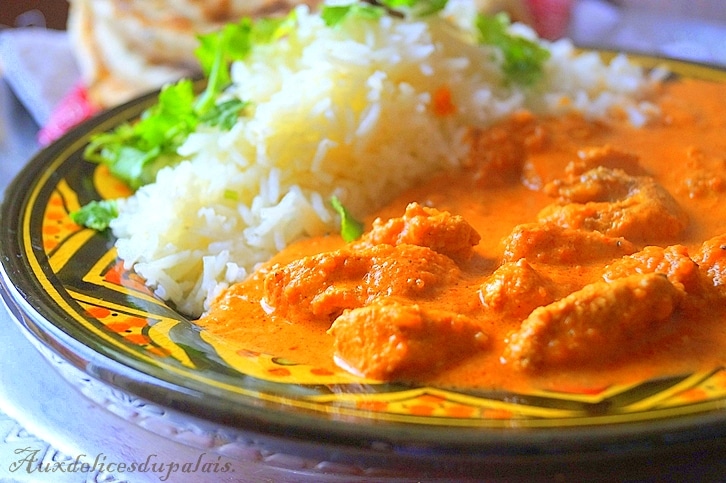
[37, 82, 99, 146]
[526, 0, 574, 39]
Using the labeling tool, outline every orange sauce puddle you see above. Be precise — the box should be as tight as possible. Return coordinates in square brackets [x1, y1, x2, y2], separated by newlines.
[197, 78, 726, 393]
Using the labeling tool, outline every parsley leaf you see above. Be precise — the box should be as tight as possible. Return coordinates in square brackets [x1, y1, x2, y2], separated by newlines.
[200, 99, 251, 130]
[70, 200, 119, 231]
[194, 13, 295, 113]
[83, 12, 295, 194]
[322, 0, 447, 27]
[384, 0, 448, 16]
[476, 13, 550, 86]
[83, 79, 199, 190]
[75, 14, 297, 229]
[322, 4, 383, 26]
[330, 196, 364, 242]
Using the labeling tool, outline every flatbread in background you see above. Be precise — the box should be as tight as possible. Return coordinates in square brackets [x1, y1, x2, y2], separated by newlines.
[67, 0, 531, 109]
[67, 0, 323, 108]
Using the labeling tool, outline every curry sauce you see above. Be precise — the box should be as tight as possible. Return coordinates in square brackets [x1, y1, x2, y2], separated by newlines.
[197, 78, 726, 392]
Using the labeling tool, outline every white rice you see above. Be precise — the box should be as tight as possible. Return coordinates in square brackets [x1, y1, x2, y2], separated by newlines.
[110, 0, 665, 317]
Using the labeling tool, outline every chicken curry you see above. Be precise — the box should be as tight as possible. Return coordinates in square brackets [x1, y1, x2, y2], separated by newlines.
[197, 77, 726, 392]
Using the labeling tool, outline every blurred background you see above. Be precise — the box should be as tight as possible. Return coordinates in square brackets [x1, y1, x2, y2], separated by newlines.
[1, 1, 69, 30]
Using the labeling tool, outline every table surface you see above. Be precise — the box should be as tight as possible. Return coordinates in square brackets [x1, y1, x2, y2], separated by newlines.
[3, 4, 726, 481]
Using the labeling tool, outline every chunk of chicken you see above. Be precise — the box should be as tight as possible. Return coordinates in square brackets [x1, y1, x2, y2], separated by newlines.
[679, 147, 726, 199]
[538, 167, 688, 242]
[464, 110, 541, 186]
[501, 222, 637, 265]
[263, 244, 460, 322]
[695, 233, 726, 288]
[329, 301, 488, 380]
[503, 273, 683, 371]
[566, 145, 647, 177]
[602, 245, 702, 294]
[356, 202, 480, 263]
[479, 259, 556, 319]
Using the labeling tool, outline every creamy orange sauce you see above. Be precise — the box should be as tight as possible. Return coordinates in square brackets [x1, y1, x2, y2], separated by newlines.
[197, 78, 726, 392]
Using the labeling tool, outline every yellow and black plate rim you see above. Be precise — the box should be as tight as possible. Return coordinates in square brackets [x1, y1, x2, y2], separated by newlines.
[2, 53, 726, 446]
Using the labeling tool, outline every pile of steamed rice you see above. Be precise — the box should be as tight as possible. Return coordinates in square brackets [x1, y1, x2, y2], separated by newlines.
[110, 0, 667, 318]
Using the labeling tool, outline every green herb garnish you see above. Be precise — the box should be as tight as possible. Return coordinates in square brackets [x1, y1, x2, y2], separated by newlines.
[322, 0, 448, 26]
[83, 79, 197, 190]
[200, 99, 251, 130]
[73, 13, 295, 228]
[194, 13, 296, 112]
[322, 4, 384, 26]
[70, 200, 119, 231]
[389, 0, 449, 16]
[82, 12, 295, 193]
[331, 196, 365, 242]
[476, 13, 550, 86]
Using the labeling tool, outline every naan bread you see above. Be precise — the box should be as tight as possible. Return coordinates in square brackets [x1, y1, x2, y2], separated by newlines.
[67, 0, 322, 107]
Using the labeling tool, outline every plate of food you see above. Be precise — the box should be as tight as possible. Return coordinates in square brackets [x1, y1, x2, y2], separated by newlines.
[3, 0, 726, 479]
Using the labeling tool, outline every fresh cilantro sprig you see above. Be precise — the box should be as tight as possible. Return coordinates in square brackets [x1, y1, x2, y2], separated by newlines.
[330, 196, 364, 242]
[322, 0, 448, 26]
[386, 0, 449, 16]
[74, 12, 295, 229]
[83, 11, 296, 193]
[322, 4, 384, 26]
[69, 200, 118, 231]
[476, 13, 550, 86]
[322, 3, 548, 86]
[83, 79, 198, 190]
[194, 13, 296, 113]
[201, 99, 251, 130]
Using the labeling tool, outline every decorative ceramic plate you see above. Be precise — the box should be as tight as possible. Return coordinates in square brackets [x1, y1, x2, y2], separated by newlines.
[2, 53, 726, 477]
